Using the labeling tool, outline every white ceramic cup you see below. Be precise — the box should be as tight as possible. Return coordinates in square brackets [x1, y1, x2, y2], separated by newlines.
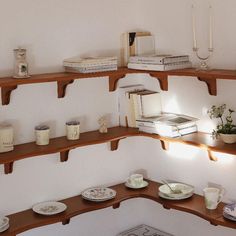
[66, 121, 80, 140]
[128, 174, 143, 187]
[0, 124, 14, 153]
[35, 125, 50, 146]
[203, 187, 224, 210]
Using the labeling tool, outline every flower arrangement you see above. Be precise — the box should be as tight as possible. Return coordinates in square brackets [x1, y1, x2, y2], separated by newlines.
[207, 104, 236, 137]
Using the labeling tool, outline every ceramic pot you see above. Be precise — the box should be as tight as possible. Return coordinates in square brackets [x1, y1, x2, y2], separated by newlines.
[219, 133, 236, 144]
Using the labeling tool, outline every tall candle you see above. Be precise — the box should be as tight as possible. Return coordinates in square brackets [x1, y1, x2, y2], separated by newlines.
[192, 5, 197, 49]
[209, 6, 213, 49]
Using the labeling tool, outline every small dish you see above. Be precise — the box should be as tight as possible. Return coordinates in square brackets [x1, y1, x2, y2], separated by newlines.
[32, 201, 67, 216]
[0, 217, 9, 228]
[0, 223, 9, 233]
[158, 191, 193, 200]
[224, 203, 236, 218]
[159, 182, 194, 198]
[82, 187, 116, 202]
[125, 180, 149, 189]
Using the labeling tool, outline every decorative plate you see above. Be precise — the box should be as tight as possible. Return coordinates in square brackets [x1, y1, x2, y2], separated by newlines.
[32, 201, 67, 215]
[0, 217, 9, 228]
[224, 203, 236, 218]
[0, 223, 9, 233]
[82, 187, 116, 202]
[223, 212, 236, 222]
[158, 191, 193, 200]
[125, 180, 149, 189]
[159, 183, 194, 198]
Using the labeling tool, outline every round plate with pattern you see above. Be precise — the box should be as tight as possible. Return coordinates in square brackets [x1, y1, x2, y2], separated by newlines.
[32, 201, 67, 215]
[82, 187, 116, 202]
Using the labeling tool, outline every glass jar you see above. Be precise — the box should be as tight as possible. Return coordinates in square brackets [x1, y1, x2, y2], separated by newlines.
[13, 48, 30, 78]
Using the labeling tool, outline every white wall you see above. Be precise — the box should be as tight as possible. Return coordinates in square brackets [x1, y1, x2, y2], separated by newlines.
[1, 0, 236, 235]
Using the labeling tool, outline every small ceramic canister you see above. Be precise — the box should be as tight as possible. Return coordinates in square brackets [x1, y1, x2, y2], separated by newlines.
[66, 121, 80, 140]
[35, 125, 50, 145]
[0, 124, 14, 153]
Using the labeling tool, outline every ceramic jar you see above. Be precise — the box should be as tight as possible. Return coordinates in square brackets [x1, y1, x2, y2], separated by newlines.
[0, 124, 14, 153]
[66, 121, 80, 140]
[219, 133, 236, 144]
[35, 125, 50, 145]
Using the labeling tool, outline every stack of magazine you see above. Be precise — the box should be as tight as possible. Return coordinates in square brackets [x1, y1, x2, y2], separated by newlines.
[128, 54, 192, 71]
[63, 56, 118, 73]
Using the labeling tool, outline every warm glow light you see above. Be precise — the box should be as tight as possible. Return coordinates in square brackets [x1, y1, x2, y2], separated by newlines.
[211, 152, 235, 164]
[166, 143, 200, 160]
[164, 95, 181, 114]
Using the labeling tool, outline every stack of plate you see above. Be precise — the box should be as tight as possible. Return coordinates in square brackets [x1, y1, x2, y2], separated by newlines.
[82, 187, 116, 202]
[223, 203, 236, 221]
[0, 216, 9, 233]
[159, 182, 194, 200]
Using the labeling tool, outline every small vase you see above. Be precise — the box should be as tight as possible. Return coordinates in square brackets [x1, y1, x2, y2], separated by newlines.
[219, 133, 236, 144]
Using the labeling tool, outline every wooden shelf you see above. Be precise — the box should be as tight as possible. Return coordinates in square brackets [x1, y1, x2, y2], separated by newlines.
[0, 127, 139, 174]
[1, 179, 235, 236]
[2, 67, 236, 105]
[1, 127, 236, 174]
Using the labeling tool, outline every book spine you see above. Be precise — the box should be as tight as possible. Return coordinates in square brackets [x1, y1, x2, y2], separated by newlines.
[63, 61, 117, 68]
[128, 62, 192, 71]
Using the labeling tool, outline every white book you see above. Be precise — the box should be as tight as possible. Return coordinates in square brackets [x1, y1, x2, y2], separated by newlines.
[63, 56, 117, 64]
[128, 61, 192, 71]
[118, 85, 145, 127]
[140, 92, 162, 118]
[134, 35, 155, 56]
[63, 61, 117, 68]
[129, 54, 189, 65]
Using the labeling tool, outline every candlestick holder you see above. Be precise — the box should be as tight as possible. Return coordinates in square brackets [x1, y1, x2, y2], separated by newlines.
[193, 47, 213, 70]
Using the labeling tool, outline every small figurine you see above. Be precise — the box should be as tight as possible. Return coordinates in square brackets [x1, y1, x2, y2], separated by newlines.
[98, 116, 108, 133]
[13, 47, 30, 78]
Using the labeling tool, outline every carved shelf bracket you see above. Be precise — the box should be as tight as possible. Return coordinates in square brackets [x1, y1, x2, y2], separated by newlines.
[62, 219, 70, 225]
[207, 150, 218, 162]
[60, 150, 70, 162]
[149, 73, 168, 91]
[198, 77, 217, 96]
[163, 205, 171, 210]
[113, 202, 120, 209]
[1, 85, 18, 105]
[4, 162, 14, 174]
[57, 80, 74, 98]
[110, 139, 122, 151]
[109, 74, 126, 91]
[160, 140, 169, 151]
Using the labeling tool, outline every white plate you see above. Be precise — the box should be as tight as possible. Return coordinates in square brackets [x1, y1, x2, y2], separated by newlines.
[159, 191, 193, 200]
[125, 180, 149, 189]
[82, 187, 116, 202]
[223, 212, 236, 221]
[0, 223, 9, 233]
[159, 183, 194, 198]
[0, 217, 9, 228]
[32, 201, 67, 215]
[224, 203, 236, 218]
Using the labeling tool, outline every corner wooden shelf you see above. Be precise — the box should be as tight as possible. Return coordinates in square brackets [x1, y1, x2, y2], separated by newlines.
[1, 126, 236, 174]
[0, 127, 139, 174]
[2, 67, 236, 105]
[1, 179, 235, 236]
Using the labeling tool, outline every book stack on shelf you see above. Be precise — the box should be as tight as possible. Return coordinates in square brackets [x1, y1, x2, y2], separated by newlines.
[118, 84, 198, 137]
[128, 54, 192, 71]
[63, 56, 118, 73]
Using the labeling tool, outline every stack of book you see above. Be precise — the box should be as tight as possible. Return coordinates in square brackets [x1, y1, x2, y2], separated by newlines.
[63, 56, 118, 73]
[136, 114, 198, 137]
[128, 54, 192, 71]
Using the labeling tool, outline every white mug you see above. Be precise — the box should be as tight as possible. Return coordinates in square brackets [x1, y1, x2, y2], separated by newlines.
[66, 121, 80, 140]
[0, 124, 14, 153]
[203, 187, 224, 210]
[35, 125, 50, 146]
[128, 174, 143, 187]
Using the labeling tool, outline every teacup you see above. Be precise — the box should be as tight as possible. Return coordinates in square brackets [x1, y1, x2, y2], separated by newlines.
[35, 125, 50, 146]
[203, 187, 224, 210]
[128, 174, 144, 187]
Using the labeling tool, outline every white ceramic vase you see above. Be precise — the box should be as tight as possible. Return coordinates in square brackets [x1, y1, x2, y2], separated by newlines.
[219, 133, 236, 144]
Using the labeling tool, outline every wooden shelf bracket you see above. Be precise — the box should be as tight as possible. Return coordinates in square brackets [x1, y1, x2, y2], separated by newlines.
[4, 162, 14, 174]
[149, 73, 168, 91]
[198, 77, 217, 96]
[113, 202, 120, 209]
[1, 85, 18, 105]
[109, 74, 126, 92]
[160, 140, 169, 151]
[57, 80, 74, 98]
[60, 150, 70, 162]
[110, 139, 122, 151]
[207, 150, 218, 162]
[62, 219, 71, 225]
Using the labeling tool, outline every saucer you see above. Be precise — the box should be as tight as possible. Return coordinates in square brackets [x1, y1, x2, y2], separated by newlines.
[32, 201, 67, 215]
[125, 180, 149, 189]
